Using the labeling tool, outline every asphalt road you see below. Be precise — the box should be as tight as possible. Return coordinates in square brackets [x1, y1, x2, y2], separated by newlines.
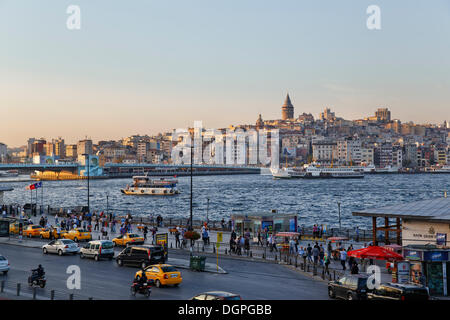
[0, 244, 329, 300]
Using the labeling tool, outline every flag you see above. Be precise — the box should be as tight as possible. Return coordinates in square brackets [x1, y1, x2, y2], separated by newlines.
[27, 184, 36, 190]
[34, 182, 42, 189]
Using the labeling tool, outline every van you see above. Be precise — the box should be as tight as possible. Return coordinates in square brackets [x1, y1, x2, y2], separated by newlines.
[116, 245, 165, 269]
[80, 240, 114, 261]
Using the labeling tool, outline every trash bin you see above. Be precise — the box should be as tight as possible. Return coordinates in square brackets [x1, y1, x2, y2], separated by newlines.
[190, 255, 206, 271]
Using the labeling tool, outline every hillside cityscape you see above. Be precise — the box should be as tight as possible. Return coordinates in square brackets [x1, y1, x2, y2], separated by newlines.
[1, 94, 449, 170]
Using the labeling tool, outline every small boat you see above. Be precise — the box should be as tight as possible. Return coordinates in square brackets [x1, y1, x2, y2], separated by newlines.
[121, 176, 180, 195]
[0, 170, 19, 177]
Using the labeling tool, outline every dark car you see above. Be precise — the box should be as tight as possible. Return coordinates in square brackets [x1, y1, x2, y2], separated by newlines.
[367, 283, 430, 301]
[191, 291, 242, 300]
[328, 275, 369, 300]
[116, 245, 165, 269]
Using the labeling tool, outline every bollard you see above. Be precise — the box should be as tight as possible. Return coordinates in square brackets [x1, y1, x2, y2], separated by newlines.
[1, 280, 4, 293]
[16, 283, 20, 296]
[213, 246, 215, 253]
[313, 265, 317, 276]
[202, 246, 205, 252]
[262, 253, 265, 259]
[329, 274, 332, 281]
[275, 255, 277, 261]
[170, 242, 173, 249]
[225, 249, 227, 255]
[69, 293, 74, 300]
[333, 270, 336, 280]
[51, 290, 55, 300]
[307, 264, 310, 272]
[250, 251, 252, 258]
[295, 256, 297, 267]
[33, 287, 37, 300]
[321, 269, 325, 280]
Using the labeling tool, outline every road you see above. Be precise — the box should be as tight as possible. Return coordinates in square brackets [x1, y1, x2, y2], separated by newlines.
[0, 244, 329, 300]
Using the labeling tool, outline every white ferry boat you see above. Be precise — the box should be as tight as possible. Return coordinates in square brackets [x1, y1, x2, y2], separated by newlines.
[302, 164, 364, 179]
[120, 176, 180, 195]
[271, 167, 304, 179]
[375, 165, 399, 173]
[433, 165, 450, 173]
[0, 170, 19, 177]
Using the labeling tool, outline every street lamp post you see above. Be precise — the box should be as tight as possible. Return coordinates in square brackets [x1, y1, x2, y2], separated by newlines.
[83, 153, 90, 214]
[337, 201, 341, 233]
[106, 193, 109, 216]
[189, 140, 193, 231]
[206, 198, 210, 223]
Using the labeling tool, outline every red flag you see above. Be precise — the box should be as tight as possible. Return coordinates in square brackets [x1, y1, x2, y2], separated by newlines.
[29, 184, 36, 190]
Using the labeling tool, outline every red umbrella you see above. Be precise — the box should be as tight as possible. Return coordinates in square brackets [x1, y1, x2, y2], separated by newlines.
[347, 245, 404, 261]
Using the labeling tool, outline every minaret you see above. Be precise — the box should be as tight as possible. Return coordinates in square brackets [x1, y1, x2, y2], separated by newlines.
[281, 93, 294, 120]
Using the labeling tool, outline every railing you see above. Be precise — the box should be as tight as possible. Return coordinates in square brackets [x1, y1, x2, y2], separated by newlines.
[0, 279, 96, 300]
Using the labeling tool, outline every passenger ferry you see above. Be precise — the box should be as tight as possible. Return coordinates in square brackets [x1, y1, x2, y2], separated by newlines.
[271, 167, 305, 179]
[302, 163, 364, 179]
[120, 176, 180, 196]
[0, 170, 19, 177]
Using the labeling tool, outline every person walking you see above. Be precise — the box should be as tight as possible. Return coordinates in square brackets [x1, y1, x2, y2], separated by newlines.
[324, 253, 331, 274]
[351, 261, 359, 274]
[312, 245, 320, 265]
[143, 225, 148, 241]
[175, 228, 180, 248]
[340, 249, 347, 271]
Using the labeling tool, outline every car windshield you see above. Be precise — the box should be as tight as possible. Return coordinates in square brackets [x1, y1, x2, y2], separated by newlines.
[32, 226, 41, 229]
[0, 256, 5, 261]
[161, 266, 177, 272]
[102, 242, 113, 249]
[61, 240, 74, 244]
[224, 296, 241, 300]
[128, 234, 139, 238]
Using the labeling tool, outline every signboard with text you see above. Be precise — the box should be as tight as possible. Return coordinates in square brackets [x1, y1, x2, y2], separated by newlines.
[156, 233, 168, 259]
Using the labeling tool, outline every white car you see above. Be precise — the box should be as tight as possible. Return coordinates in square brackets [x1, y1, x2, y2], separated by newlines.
[42, 239, 80, 256]
[0, 255, 10, 275]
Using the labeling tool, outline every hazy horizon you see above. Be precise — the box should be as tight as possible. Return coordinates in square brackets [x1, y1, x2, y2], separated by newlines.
[2, 0, 450, 147]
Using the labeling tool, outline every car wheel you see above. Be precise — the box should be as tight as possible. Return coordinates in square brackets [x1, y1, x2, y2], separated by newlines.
[94, 255, 99, 261]
[145, 289, 151, 298]
[43, 248, 48, 254]
[328, 288, 335, 298]
[155, 280, 161, 288]
[347, 293, 354, 301]
[39, 282, 45, 288]
[80, 252, 85, 259]
[174, 283, 179, 287]
[108, 257, 113, 261]
[58, 250, 63, 256]
[3, 271, 7, 275]
[117, 259, 123, 266]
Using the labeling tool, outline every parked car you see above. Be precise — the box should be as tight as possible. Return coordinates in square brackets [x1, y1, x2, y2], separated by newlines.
[135, 264, 182, 288]
[112, 233, 145, 247]
[116, 245, 165, 268]
[367, 283, 430, 300]
[80, 240, 114, 261]
[0, 255, 10, 275]
[328, 275, 370, 300]
[191, 291, 242, 300]
[61, 228, 92, 242]
[42, 239, 80, 256]
[23, 225, 44, 238]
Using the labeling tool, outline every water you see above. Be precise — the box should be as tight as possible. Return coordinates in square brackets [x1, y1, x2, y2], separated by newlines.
[1, 174, 448, 229]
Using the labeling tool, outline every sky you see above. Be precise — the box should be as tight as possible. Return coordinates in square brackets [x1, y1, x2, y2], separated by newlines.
[1, 0, 450, 147]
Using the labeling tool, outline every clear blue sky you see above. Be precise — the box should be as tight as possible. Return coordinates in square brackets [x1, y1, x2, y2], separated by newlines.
[1, 0, 449, 146]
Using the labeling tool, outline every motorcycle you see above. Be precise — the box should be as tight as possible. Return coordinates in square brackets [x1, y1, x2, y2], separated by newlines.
[130, 281, 152, 297]
[28, 270, 46, 288]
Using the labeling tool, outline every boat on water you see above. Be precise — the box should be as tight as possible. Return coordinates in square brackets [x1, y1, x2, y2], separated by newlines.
[432, 165, 450, 173]
[121, 176, 180, 195]
[302, 163, 364, 179]
[0, 170, 19, 177]
[271, 167, 304, 179]
[374, 165, 399, 173]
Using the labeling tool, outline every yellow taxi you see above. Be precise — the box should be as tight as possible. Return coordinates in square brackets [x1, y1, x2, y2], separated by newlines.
[22, 225, 44, 238]
[40, 228, 61, 239]
[135, 264, 182, 288]
[112, 233, 144, 246]
[9, 221, 31, 234]
[61, 228, 92, 242]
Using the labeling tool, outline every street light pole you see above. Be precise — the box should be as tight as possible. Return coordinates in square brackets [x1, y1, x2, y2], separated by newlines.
[106, 193, 109, 216]
[337, 201, 341, 232]
[83, 153, 90, 214]
[206, 198, 210, 223]
[189, 140, 193, 231]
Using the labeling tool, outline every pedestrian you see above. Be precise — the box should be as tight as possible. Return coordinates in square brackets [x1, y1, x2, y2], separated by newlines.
[306, 244, 313, 263]
[324, 253, 330, 274]
[351, 261, 359, 274]
[340, 249, 347, 271]
[312, 245, 319, 265]
[175, 228, 180, 248]
[319, 245, 325, 266]
[143, 225, 148, 241]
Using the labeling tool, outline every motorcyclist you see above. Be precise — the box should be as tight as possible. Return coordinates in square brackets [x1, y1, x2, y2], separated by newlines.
[134, 269, 148, 291]
[31, 264, 45, 282]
